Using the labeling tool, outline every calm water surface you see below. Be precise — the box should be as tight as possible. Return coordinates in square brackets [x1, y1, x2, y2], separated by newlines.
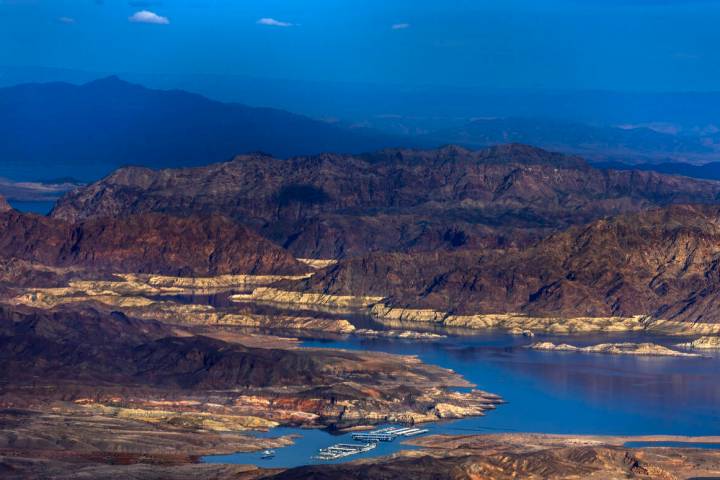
[7, 200, 55, 215]
[204, 330, 720, 467]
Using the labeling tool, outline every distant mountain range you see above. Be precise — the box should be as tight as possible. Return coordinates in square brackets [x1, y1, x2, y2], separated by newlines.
[422, 117, 718, 164]
[4, 66, 720, 128]
[2, 73, 719, 183]
[596, 159, 720, 181]
[0, 76, 402, 181]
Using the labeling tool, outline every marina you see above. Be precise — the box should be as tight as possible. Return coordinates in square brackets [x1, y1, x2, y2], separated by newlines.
[313, 442, 377, 460]
[313, 426, 430, 460]
[351, 427, 429, 442]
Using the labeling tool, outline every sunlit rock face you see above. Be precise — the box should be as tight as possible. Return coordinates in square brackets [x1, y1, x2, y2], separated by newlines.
[677, 336, 720, 349]
[0, 195, 10, 212]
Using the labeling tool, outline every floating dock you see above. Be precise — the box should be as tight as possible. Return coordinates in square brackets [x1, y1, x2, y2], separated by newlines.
[313, 426, 430, 461]
[351, 426, 429, 442]
[313, 442, 377, 460]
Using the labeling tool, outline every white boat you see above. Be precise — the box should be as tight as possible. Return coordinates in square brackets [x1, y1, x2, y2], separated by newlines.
[260, 449, 276, 459]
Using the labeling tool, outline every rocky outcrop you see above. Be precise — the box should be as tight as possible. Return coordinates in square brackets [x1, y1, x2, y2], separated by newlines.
[51, 144, 720, 257]
[133, 273, 313, 290]
[9, 283, 356, 334]
[528, 341, 702, 357]
[676, 336, 720, 349]
[0, 211, 309, 276]
[297, 258, 337, 269]
[234, 287, 384, 311]
[294, 205, 720, 326]
[76, 403, 279, 432]
[0, 195, 10, 212]
[354, 329, 446, 340]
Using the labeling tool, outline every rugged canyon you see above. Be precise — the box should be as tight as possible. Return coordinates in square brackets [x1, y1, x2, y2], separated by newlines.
[4, 145, 720, 478]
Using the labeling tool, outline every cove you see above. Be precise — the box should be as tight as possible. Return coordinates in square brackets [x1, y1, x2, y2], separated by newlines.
[204, 331, 720, 468]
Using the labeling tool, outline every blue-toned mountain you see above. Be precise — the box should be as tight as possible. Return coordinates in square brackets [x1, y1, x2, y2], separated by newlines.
[0, 77, 399, 181]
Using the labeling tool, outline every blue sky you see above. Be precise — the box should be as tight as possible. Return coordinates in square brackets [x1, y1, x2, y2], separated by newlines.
[1, 0, 720, 91]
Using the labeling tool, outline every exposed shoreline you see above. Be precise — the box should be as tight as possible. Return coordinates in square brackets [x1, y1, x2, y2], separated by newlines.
[237, 287, 720, 337]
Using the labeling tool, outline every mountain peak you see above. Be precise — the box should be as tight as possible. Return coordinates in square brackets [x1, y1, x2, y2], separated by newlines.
[0, 77, 398, 180]
[481, 143, 588, 168]
[82, 75, 144, 92]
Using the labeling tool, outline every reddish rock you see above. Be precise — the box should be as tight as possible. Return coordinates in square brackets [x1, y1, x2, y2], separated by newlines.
[296, 204, 720, 324]
[0, 211, 308, 276]
[51, 145, 720, 257]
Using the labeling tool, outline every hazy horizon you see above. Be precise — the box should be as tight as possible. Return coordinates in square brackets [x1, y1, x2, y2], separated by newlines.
[2, 0, 719, 92]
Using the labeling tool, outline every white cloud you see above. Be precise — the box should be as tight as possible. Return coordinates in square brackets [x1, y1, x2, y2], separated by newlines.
[58, 16, 76, 24]
[391, 23, 410, 30]
[129, 10, 169, 25]
[257, 17, 294, 27]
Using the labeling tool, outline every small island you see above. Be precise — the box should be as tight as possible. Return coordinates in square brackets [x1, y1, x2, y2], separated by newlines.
[528, 341, 703, 357]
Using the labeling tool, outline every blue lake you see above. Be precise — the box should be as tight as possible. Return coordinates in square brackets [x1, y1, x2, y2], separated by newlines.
[204, 331, 720, 468]
[6, 200, 55, 215]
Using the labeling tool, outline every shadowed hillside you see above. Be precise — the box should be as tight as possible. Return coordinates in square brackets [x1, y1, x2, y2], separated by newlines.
[0, 210, 308, 277]
[0, 77, 401, 181]
[294, 204, 720, 323]
[52, 144, 720, 258]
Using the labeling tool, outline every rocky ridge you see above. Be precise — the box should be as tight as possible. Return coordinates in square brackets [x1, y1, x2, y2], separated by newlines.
[286, 204, 720, 327]
[51, 144, 720, 257]
[0, 210, 309, 278]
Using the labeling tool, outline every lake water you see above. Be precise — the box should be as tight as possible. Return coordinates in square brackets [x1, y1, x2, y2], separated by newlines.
[204, 330, 720, 468]
[6, 200, 55, 215]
